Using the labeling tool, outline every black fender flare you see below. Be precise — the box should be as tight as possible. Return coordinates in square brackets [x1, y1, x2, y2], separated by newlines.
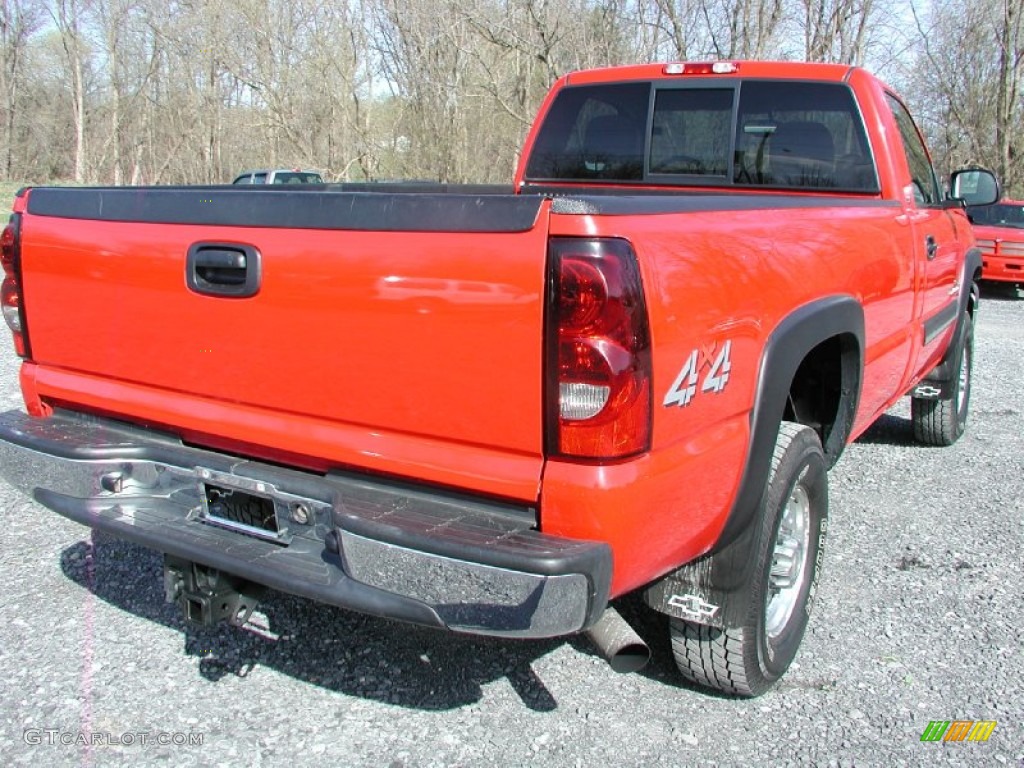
[645, 295, 864, 625]
[963, 246, 983, 313]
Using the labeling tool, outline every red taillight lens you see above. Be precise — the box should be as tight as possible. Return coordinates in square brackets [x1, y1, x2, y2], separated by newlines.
[0, 221, 14, 273]
[1, 214, 28, 357]
[547, 238, 651, 459]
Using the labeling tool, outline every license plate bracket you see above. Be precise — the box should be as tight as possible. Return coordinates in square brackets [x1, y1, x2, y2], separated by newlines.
[197, 470, 288, 542]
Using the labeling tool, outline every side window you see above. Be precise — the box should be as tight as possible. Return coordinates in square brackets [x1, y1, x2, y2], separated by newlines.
[650, 88, 733, 176]
[253, 173, 268, 184]
[885, 94, 941, 206]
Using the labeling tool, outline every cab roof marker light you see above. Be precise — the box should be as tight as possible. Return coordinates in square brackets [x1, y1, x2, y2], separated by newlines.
[664, 62, 740, 76]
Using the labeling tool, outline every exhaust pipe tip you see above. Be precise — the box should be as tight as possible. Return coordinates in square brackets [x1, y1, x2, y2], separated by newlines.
[584, 606, 651, 674]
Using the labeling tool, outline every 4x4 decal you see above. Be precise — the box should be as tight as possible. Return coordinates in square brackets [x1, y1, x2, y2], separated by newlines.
[663, 341, 733, 407]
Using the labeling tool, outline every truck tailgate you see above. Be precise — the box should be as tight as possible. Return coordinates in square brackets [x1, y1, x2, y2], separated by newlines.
[17, 188, 551, 498]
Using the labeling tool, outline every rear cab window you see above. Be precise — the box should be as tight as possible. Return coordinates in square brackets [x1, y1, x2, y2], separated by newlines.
[525, 83, 649, 181]
[524, 79, 880, 193]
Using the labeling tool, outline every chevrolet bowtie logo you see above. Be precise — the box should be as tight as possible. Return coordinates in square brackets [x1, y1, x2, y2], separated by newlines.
[668, 593, 720, 621]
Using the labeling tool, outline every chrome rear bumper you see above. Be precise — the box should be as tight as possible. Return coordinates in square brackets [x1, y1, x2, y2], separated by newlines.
[0, 409, 610, 638]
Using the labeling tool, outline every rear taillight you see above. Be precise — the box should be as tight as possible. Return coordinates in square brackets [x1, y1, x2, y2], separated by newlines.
[1, 213, 28, 357]
[546, 238, 652, 459]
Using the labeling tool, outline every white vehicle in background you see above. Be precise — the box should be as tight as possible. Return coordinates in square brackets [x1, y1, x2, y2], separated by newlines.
[232, 169, 324, 184]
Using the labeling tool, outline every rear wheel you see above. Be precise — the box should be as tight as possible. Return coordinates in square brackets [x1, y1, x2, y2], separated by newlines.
[912, 311, 973, 446]
[670, 422, 828, 697]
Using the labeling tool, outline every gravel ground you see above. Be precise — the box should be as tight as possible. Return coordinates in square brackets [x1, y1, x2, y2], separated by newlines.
[0, 290, 1021, 768]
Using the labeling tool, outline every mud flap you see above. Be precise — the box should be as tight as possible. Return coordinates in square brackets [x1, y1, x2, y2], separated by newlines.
[912, 277, 979, 401]
[644, 516, 763, 629]
[911, 318, 966, 400]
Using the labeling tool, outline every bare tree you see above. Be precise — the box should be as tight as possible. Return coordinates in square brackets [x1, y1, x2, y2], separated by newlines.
[650, 0, 704, 58]
[994, 0, 1024, 187]
[371, 0, 481, 181]
[802, 0, 876, 63]
[94, 0, 161, 184]
[908, 0, 1024, 192]
[0, 0, 42, 177]
[52, 0, 92, 182]
[460, 0, 575, 130]
[0, 0, 1008, 193]
[701, 0, 784, 58]
[207, 0, 371, 179]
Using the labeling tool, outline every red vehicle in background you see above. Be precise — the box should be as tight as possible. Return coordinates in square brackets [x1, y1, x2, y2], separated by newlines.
[967, 199, 1024, 294]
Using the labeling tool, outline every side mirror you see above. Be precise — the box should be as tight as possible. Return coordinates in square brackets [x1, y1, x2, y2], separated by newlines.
[950, 168, 1000, 206]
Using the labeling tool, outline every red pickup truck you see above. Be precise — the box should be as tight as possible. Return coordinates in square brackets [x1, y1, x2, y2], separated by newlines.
[0, 61, 996, 697]
[967, 198, 1024, 293]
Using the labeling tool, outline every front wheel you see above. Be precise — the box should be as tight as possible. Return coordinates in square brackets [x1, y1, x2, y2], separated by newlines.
[670, 422, 829, 697]
[912, 310, 973, 446]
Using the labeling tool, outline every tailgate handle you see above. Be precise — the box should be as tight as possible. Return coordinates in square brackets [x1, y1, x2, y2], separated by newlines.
[187, 243, 261, 298]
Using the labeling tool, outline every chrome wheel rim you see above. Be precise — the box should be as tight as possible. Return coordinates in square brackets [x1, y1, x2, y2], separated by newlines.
[765, 481, 811, 640]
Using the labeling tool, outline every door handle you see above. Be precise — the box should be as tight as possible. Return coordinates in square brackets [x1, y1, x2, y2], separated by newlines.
[925, 235, 938, 261]
[187, 243, 261, 298]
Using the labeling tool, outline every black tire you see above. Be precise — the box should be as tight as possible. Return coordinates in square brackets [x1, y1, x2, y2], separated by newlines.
[912, 311, 973, 446]
[669, 422, 829, 697]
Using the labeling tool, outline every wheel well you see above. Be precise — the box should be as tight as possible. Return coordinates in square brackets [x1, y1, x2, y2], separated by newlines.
[782, 333, 860, 467]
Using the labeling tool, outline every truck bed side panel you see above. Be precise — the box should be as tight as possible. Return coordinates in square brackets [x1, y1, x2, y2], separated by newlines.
[543, 200, 918, 595]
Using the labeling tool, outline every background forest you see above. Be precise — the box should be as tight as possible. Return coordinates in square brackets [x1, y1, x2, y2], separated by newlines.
[1, 0, 1023, 193]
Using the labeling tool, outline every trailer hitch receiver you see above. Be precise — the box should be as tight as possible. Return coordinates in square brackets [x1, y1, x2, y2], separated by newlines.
[163, 556, 266, 627]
